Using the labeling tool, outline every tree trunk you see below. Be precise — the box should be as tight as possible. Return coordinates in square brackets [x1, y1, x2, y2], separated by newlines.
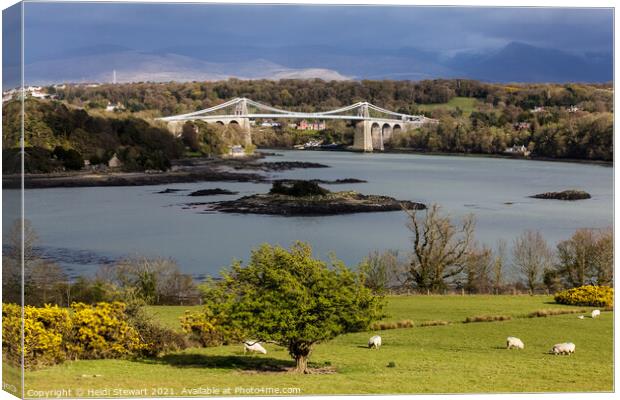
[294, 354, 309, 374]
[289, 341, 313, 374]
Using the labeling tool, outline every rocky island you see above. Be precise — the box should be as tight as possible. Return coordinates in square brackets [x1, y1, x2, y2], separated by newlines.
[530, 190, 591, 200]
[194, 180, 425, 216]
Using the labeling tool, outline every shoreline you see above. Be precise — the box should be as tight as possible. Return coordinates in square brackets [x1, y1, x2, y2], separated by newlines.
[293, 146, 613, 166]
[4, 148, 612, 190]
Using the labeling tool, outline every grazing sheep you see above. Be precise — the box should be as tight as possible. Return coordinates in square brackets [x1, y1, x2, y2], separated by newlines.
[243, 341, 267, 355]
[368, 335, 382, 349]
[551, 342, 575, 355]
[577, 315, 584, 319]
[506, 336, 524, 349]
[591, 309, 601, 318]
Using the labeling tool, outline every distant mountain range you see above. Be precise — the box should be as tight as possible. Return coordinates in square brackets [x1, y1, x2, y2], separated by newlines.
[23, 42, 612, 85]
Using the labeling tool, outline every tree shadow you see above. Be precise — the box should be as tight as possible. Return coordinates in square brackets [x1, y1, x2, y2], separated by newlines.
[137, 353, 296, 372]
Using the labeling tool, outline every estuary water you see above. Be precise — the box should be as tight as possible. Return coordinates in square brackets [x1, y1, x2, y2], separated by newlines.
[3, 151, 613, 279]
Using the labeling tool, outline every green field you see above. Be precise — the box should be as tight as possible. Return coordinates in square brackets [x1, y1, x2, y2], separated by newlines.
[9, 296, 613, 396]
[418, 97, 478, 116]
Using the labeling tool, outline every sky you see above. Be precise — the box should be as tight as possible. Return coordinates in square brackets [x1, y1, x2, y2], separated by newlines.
[19, 3, 613, 61]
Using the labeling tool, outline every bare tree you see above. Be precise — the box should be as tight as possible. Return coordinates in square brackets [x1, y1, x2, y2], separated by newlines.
[4, 219, 40, 304]
[29, 261, 68, 305]
[556, 227, 613, 287]
[465, 243, 493, 294]
[492, 239, 507, 294]
[512, 230, 552, 294]
[98, 256, 197, 304]
[359, 249, 402, 293]
[405, 204, 475, 293]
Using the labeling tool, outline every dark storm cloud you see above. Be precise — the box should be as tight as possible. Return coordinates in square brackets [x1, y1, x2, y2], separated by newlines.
[21, 2, 613, 62]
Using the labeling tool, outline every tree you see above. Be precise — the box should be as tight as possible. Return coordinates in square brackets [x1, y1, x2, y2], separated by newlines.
[492, 239, 507, 294]
[464, 244, 493, 294]
[98, 256, 197, 305]
[405, 204, 475, 293]
[359, 249, 403, 293]
[556, 227, 613, 288]
[201, 242, 383, 373]
[512, 231, 552, 294]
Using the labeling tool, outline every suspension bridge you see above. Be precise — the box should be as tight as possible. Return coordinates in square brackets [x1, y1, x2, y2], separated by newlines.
[157, 97, 436, 152]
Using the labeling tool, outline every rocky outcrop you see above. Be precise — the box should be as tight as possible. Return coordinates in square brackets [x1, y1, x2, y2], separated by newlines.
[530, 190, 591, 200]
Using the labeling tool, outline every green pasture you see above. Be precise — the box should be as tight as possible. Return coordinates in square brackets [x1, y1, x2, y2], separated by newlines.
[417, 97, 478, 116]
[9, 296, 613, 396]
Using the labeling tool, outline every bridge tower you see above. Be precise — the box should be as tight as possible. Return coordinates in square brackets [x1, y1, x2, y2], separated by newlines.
[234, 98, 252, 146]
[353, 103, 377, 152]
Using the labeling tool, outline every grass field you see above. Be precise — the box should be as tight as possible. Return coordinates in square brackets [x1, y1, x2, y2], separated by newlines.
[417, 97, 478, 116]
[8, 296, 613, 396]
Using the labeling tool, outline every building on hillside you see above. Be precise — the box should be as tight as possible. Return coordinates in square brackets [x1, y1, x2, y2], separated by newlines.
[105, 102, 125, 112]
[531, 106, 545, 113]
[297, 120, 326, 130]
[504, 145, 531, 157]
[567, 105, 580, 113]
[108, 153, 123, 168]
[514, 122, 531, 130]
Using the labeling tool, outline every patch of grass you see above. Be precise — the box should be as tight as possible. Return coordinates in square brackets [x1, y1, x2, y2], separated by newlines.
[417, 97, 478, 116]
[464, 314, 512, 323]
[18, 296, 608, 395]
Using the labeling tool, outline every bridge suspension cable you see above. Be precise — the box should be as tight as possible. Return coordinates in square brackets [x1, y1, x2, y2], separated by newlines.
[157, 97, 432, 123]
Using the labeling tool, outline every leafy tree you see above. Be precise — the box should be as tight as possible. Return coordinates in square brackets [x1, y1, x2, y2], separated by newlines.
[201, 242, 383, 373]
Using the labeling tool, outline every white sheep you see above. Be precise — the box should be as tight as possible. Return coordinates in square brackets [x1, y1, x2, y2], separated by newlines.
[368, 335, 382, 349]
[577, 315, 584, 319]
[551, 342, 575, 355]
[591, 309, 601, 318]
[506, 336, 524, 349]
[243, 341, 267, 355]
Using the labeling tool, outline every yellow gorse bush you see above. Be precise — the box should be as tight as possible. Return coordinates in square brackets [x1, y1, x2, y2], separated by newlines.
[554, 285, 614, 308]
[68, 302, 144, 359]
[2, 303, 71, 368]
[2, 302, 144, 368]
[179, 308, 220, 346]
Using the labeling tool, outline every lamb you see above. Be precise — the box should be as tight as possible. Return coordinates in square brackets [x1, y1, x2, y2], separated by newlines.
[551, 342, 575, 355]
[368, 335, 382, 349]
[243, 341, 267, 355]
[506, 336, 524, 349]
[591, 309, 601, 318]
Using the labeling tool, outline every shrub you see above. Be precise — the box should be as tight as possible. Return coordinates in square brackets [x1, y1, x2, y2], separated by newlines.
[269, 180, 330, 197]
[371, 319, 414, 330]
[527, 308, 587, 318]
[464, 315, 511, 323]
[2, 303, 71, 368]
[67, 302, 144, 359]
[419, 320, 450, 327]
[554, 285, 613, 308]
[124, 301, 189, 357]
[180, 308, 229, 347]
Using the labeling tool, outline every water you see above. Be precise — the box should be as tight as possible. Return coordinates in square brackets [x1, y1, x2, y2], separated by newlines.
[3, 151, 613, 279]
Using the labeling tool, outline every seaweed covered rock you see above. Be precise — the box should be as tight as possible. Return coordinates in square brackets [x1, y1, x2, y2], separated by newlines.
[530, 190, 591, 200]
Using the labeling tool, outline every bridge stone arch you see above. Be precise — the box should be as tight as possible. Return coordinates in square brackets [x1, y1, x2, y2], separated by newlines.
[371, 122, 383, 151]
[392, 124, 402, 136]
[215, 120, 225, 125]
[382, 123, 392, 142]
